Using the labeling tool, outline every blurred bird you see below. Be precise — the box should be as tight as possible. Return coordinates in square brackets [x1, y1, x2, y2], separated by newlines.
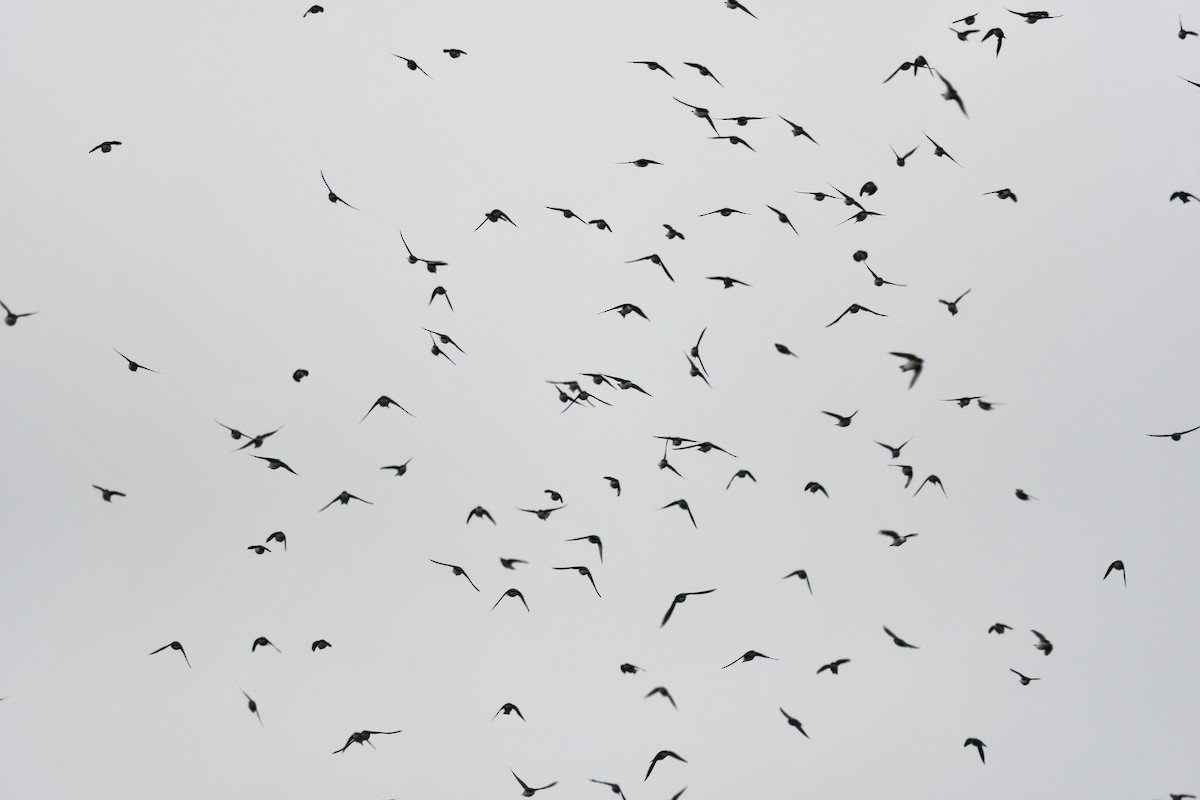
[940, 289, 971, 315]
[319, 491, 372, 511]
[149, 641, 190, 668]
[722, 114, 765, 126]
[779, 708, 810, 737]
[1010, 668, 1040, 685]
[914, 474, 946, 496]
[247, 545, 271, 555]
[500, 558, 527, 570]
[727, 469, 756, 489]
[876, 439, 911, 458]
[381, 459, 412, 476]
[1032, 629, 1054, 655]
[935, 69, 969, 116]
[621, 158, 662, 167]
[775, 343, 799, 357]
[823, 410, 858, 427]
[511, 770, 556, 796]
[989, 623, 1012, 634]
[780, 117, 818, 142]
[952, 14, 979, 25]
[626, 253, 673, 282]
[985, 188, 1018, 202]
[235, 427, 283, 451]
[663, 223, 686, 239]
[251, 636, 280, 653]
[253, 456, 297, 475]
[981, 27, 1005, 55]
[332, 729, 402, 753]
[241, 689, 263, 726]
[424, 329, 466, 354]
[950, 27, 979, 39]
[467, 506, 496, 525]
[604, 476, 621, 496]
[879, 530, 919, 546]
[676, 440, 735, 456]
[1008, 9, 1060, 22]
[817, 658, 850, 675]
[711, 135, 755, 150]
[723, 0, 756, 18]
[645, 750, 687, 781]
[804, 481, 829, 498]
[891, 144, 918, 166]
[93, 485, 126, 502]
[292, 369, 308, 383]
[893, 464, 915, 488]
[621, 663, 644, 674]
[924, 132, 962, 166]
[890, 352, 924, 388]
[1015, 489, 1036, 501]
[964, 738, 987, 763]
[443, 48, 467, 58]
[1104, 560, 1126, 587]
[592, 778, 630, 798]
[311, 639, 331, 651]
[661, 589, 716, 627]
[1, 299, 37, 326]
[883, 626, 919, 648]
[766, 205, 800, 234]
[303, 5, 323, 17]
[518, 506, 566, 521]
[700, 207, 747, 218]
[1180, 16, 1198, 38]
[589, 218, 615, 231]
[645, 687, 677, 709]
[1171, 191, 1198, 203]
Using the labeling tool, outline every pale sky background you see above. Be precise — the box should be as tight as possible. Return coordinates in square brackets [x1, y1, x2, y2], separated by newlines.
[2, 1, 1199, 798]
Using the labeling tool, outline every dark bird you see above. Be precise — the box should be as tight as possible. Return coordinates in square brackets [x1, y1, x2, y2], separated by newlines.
[492, 588, 530, 612]
[604, 476, 622, 496]
[566, 535, 604, 562]
[779, 708, 810, 738]
[645, 750, 687, 781]
[332, 729, 403, 753]
[589, 218, 615, 232]
[251, 636, 280, 653]
[430, 560, 480, 591]
[511, 770, 556, 796]
[215, 421, 248, 440]
[253, 456, 297, 475]
[234, 427, 283, 451]
[775, 343, 798, 357]
[555, 566, 602, 597]
[621, 158, 662, 167]
[914, 474, 946, 496]
[675, 440, 735, 456]
[952, 13, 979, 24]
[467, 505, 496, 525]
[392, 54, 431, 77]
[924, 132, 962, 166]
[804, 481, 829, 498]
[883, 626, 919, 648]
[765, 205, 799, 234]
[727, 469, 756, 489]
[292, 369, 308, 383]
[620, 663, 644, 674]
[89, 140, 121, 153]
[879, 529, 919, 546]
[424, 328, 466, 354]
[722, 115, 765, 127]
[149, 641, 190, 668]
[319, 491, 372, 511]
[988, 623, 1012, 634]
[707, 275, 750, 289]
[1148, 425, 1200, 441]
[683, 62, 722, 85]
[247, 545, 271, 555]
[1171, 191, 1198, 203]
[672, 97, 720, 133]
[381, 459, 412, 476]
[950, 27, 979, 39]
[544, 489, 564, 503]
[362, 395, 414, 422]
[1, 299, 37, 326]
[660, 499, 697, 527]
[1015, 489, 1036, 501]
[518, 505, 566, 521]
[303, 5, 323, 17]
[241, 689, 263, 726]
[626, 253, 673, 282]
[311, 639, 331, 651]
[92, 485, 126, 502]
[1010, 669, 1040, 685]
[663, 223, 686, 239]
[822, 410, 857, 427]
[893, 464, 915, 488]
[780, 116, 818, 143]
[783, 569, 812, 594]
[798, 190, 836, 202]
[1007, 9, 1060, 22]
[689, 328, 708, 375]
[1180, 16, 1198, 38]
[494, 703, 524, 720]
[475, 208, 517, 230]
[1032, 629, 1054, 655]
[724, 0, 757, 18]
[867, 265, 906, 288]
[891, 144, 918, 167]
[113, 349, 158, 373]
[817, 658, 850, 675]
[629, 60, 674, 78]
[944, 395, 983, 407]
[981, 27, 1005, 55]
[657, 443, 684, 478]
[660, 589, 716, 627]
[876, 438, 911, 458]
[934, 69, 968, 117]
[546, 206, 588, 223]
[1104, 559, 1126, 587]
[827, 304, 886, 327]
[700, 207, 747, 218]
[940, 289, 971, 315]
[443, 48, 467, 57]
[711, 135, 755, 151]
[860, 181, 878, 196]
[722, 650, 777, 668]
[964, 738, 987, 763]
[320, 171, 358, 209]
[428, 285, 453, 310]
[645, 687, 676, 709]
[883, 61, 930, 82]
[838, 209, 885, 225]
[500, 558, 528, 570]
[985, 188, 1018, 202]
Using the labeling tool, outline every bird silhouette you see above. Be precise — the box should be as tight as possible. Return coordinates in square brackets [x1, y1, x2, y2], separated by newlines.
[89, 140, 123, 153]
[554, 565, 601, 596]
[149, 641, 190, 668]
[989, 623, 1012, 634]
[430, 560, 480, 591]
[660, 589, 716, 627]
[566, 535, 603, 563]
[893, 464, 915, 488]
[1008, 9, 1060, 23]
[826, 304, 886, 327]
[822, 410, 858, 427]
[240, 688, 263, 726]
[817, 658, 850, 675]
[92, 485, 126, 502]
[914, 474, 946, 496]
[964, 738, 987, 763]
[319, 491, 372, 511]
[604, 476, 621, 496]
[443, 48, 467, 58]
[1, 299, 37, 326]
[727, 469, 756, 489]
[1032, 629, 1054, 655]
[1170, 191, 1198, 203]
[710, 135, 755, 151]
[500, 557, 528, 570]
[381, 459, 412, 477]
[779, 708, 810, 737]
[475, 208, 517, 230]
[1181, 16, 1198, 38]
[883, 626, 919, 648]
[981, 27, 1005, 55]
[511, 770, 557, 796]
[940, 289, 971, 315]
[775, 343, 798, 358]
[320, 171, 358, 209]
[392, 54, 431, 77]
[246, 545, 271, 555]
[292, 369, 308, 383]
[645, 687, 677, 709]
[879, 530, 919, 546]
[985, 188, 1018, 202]
[889, 353, 924, 388]
[780, 117, 818, 143]
[663, 223, 686, 239]
[890, 144, 918, 166]
[234, 427, 283, 451]
[645, 750, 687, 781]
[332, 729, 402, 753]
[876, 439, 911, 458]
[1147, 425, 1200, 441]
[467, 506, 496, 525]
[494, 703, 525, 720]
[935, 69, 969, 116]
[311, 639, 331, 651]
[362, 395, 414, 421]
[253, 456, 297, 475]
[660, 498, 697, 527]
[113, 349, 158, 373]
[804, 481, 829, 498]
[783, 569, 812, 594]
[924, 132, 962, 166]
[621, 158, 662, 168]
[683, 62, 722, 85]
[303, 5, 323, 17]
[724, 0, 757, 18]
[629, 61, 674, 78]
[620, 663, 644, 674]
[1104, 560, 1126, 587]
[722, 650, 777, 668]
[492, 588, 530, 612]
[1015, 489, 1036, 501]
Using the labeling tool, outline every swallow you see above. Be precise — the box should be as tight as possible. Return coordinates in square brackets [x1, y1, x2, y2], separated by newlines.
[510, 770, 557, 797]
[773, 707, 812, 738]
[879, 529, 919, 546]
[710, 135, 755, 151]
[149, 641, 191, 668]
[466, 505, 496, 525]
[914, 474, 946, 496]
[883, 61, 920, 82]
[392, 54, 431, 76]
[1015, 489, 1036, 501]
[241, 688, 263, 726]
[707, 276, 751, 292]
[657, 443, 684, 478]
[430, 560, 480, 591]
[215, 421, 249, 440]
[303, 5, 323, 17]
[817, 658, 850, 674]
[519, 506, 566, 521]
[332, 729, 403, 753]
[320, 170, 358, 209]
[964, 738, 987, 763]
[1031, 629, 1053, 655]
[292, 369, 308, 382]
[319, 491, 372, 511]
[932, 69, 969, 118]
[554, 565, 601, 596]
[720, 115, 764, 128]
[494, 703, 524, 720]
[253, 456, 297, 475]
[727, 469, 756, 490]
[683, 61, 722, 85]
[1171, 191, 1198, 203]
[362, 395, 414, 422]
[1104, 560, 1126, 587]
[984, 188, 1018, 202]
[660, 589, 716, 627]
[837, 209, 885, 225]
[475, 208, 517, 230]
[804, 481, 829, 498]
[251, 636, 280, 653]
[629, 60, 674, 78]
[876, 438, 911, 458]
[381, 459, 412, 477]
[923, 132, 962, 166]
[500, 558, 527, 570]
[566, 535, 603, 563]
[493, 588, 530, 612]
[89, 140, 122, 153]
[398, 227, 426, 265]
[883, 626, 919, 648]
[1010, 668, 1040, 685]
[546, 206, 588, 223]
[765, 205, 799, 234]
[1181, 16, 1198, 38]
[981, 27, 1005, 55]
[443, 48, 467, 57]
[424, 328, 466, 354]
[797, 190, 835, 202]
[233, 427, 283, 452]
[1, 299, 37, 326]
[944, 396, 984, 407]
[950, 27, 979, 39]
[952, 13, 978, 24]
[644, 687, 676, 709]
[645, 750, 687, 781]
[822, 410, 857, 427]
[989, 623, 1012, 634]
[775, 343, 799, 357]
[588, 218, 615, 231]
[92, 485, 126, 502]
[1147, 425, 1200, 441]
[723, 650, 776, 668]
[1169, 795, 1197, 800]
[311, 639, 331, 651]
[687, 328, 708, 374]
[113, 349, 158, 373]
[940, 289, 971, 315]
[782, 569, 812, 594]
[607, 375, 652, 396]
[700, 207, 746, 218]
[1007, 9, 1060, 22]
[893, 464, 915, 488]
[663, 223, 686, 239]
[247, 545, 271, 555]
[660, 498, 697, 527]
[604, 476, 621, 495]
[672, 97, 720, 133]
[620, 663, 644, 674]
[977, 399, 1000, 411]
[626, 253, 673, 281]
[676, 440, 735, 456]
[827, 305, 885, 327]
[621, 158, 662, 167]
[780, 116, 818, 142]
[891, 144, 918, 167]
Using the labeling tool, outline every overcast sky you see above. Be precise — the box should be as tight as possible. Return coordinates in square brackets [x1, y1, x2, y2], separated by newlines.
[2, 1, 1199, 798]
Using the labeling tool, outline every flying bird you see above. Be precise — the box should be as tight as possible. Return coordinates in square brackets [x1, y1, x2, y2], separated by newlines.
[765, 205, 799, 234]
[381, 459, 412, 476]
[1008, 9, 1060, 22]
[1170, 191, 1198, 203]
[893, 464, 915, 488]
[952, 14, 979, 25]
[723, 0, 757, 18]
[430, 560, 480, 591]
[890, 144, 918, 166]
[822, 410, 858, 427]
[645, 750, 687, 781]
[251, 636, 280, 653]
[443, 48, 467, 58]
[722, 650, 777, 668]
[241, 688, 263, 726]
[727, 469, 756, 489]
[621, 158, 662, 167]
[1032, 629, 1054, 655]
[883, 626, 919, 648]
[950, 27, 979, 40]
[985, 188, 1018, 202]
[924, 132, 962, 166]
[475, 208, 517, 230]
[1015, 489, 1036, 501]
[981, 27, 1005, 55]
[392, 54, 431, 77]
[660, 589, 716, 627]
[303, 5, 323, 17]
[89, 140, 122, 153]
[92, 485, 126, 502]
[710, 135, 755, 151]
[554, 565, 601, 596]
[292, 369, 308, 383]
[645, 687, 677, 709]
[779, 116, 818, 143]
[500, 558, 528, 570]
[518, 506, 566, 521]
[707, 276, 750, 289]
[989, 623, 1012, 634]
[964, 738, 987, 763]
[826, 303, 886, 327]
[247, 545, 271, 555]
[876, 439, 911, 458]
[149, 641, 190, 668]
[319, 491, 372, 511]
[467, 505, 496, 524]
[683, 62, 722, 85]
[804, 481, 829, 498]
[604, 476, 621, 495]
[629, 61, 674, 78]
[1, 299, 37, 326]
[779, 708, 810, 738]
[879, 529, 919, 546]
[660, 499, 697, 527]
[883, 60, 931, 82]
[311, 639, 331, 651]
[253, 456, 297, 475]
[113, 349, 158, 373]
[566, 535, 604, 562]
[935, 69, 968, 116]
[1148, 425, 1200, 441]
[675, 440, 735, 456]
[817, 658, 850, 675]
[914, 474, 947, 496]
[783, 569, 812, 594]
[626, 253, 673, 282]
[588, 218, 615, 231]
[494, 703, 524, 720]
[1180, 16, 1198, 38]
[940, 289, 971, 315]
[1010, 668, 1040, 685]
[234, 427, 283, 451]
[332, 729, 403, 753]
[320, 171, 358, 209]
[775, 343, 798, 357]
[492, 588, 530, 612]
[425, 328, 466, 354]
[511, 769, 557, 796]
[362, 395, 414, 421]
[663, 223, 686, 239]
[620, 663, 644, 674]
[1104, 560, 1126, 587]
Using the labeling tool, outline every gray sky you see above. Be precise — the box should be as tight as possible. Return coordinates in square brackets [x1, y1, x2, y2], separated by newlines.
[2, 1, 1199, 798]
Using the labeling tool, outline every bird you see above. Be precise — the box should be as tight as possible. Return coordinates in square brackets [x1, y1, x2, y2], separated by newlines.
[663, 223, 685, 239]
[1170, 191, 1198, 203]
[1015, 488, 1036, 501]
[798, 190, 836, 201]
[883, 60, 930, 82]
[545, 206, 588, 224]
[817, 658, 850, 675]
[721, 114, 765, 127]
[660, 589, 716, 627]
[727, 469, 756, 490]
[234, 427, 283, 451]
[591, 779, 629, 799]
[645, 750, 687, 781]
[302, 5, 323, 17]
[554, 565, 601, 596]
[940, 289, 971, 315]
[89, 140, 121, 153]
[629, 60, 674, 78]
[765, 205, 799, 234]
[924, 132, 962, 166]
[443, 48, 467, 58]
[424, 329, 466, 354]
[710, 134, 755, 151]
[626, 253, 673, 282]
[92, 485, 126, 502]
[883, 626, 919, 648]
[893, 464, 915, 488]
[950, 26, 979, 40]
[707, 275, 751, 289]
[822, 410, 858, 427]
[723, 0, 757, 18]
[779, 116, 818, 143]
[466, 506, 496, 524]
[253, 456, 297, 475]
[620, 663, 644, 674]
[251, 636, 280, 653]
[518, 505, 566, 521]
[311, 639, 331, 651]
[935, 69, 968, 116]
[644, 687, 676, 709]
[890, 144, 918, 166]
[240, 689, 263, 726]
[944, 395, 984, 408]
[783, 569, 812, 594]
[1104, 560, 1126, 587]
[722, 650, 777, 668]
[430, 560, 480, 591]
[779, 708, 810, 738]
[964, 738, 987, 763]
[981, 27, 1005, 55]
[475, 208, 517, 230]
[1010, 668, 1040, 685]
[675, 440, 735, 456]
[320, 171, 358, 209]
[660, 499, 697, 527]
[989, 623, 1012, 634]
[838, 209, 884, 225]
[952, 13, 979, 25]
[492, 588, 530, 612]
[149, 641, 190, 668]
[246, 545, 271, 555]
[604, 476, 621, 496]
[688, 328, 709, 374]
[428, 285, 453, 311]
[683, 61, 722, 85]
[543, 489, 565, 503]
[566, 535, 603, 563]
[215, 421, 249, 440]
[588, 218, 615, 232]
[879, 530, 919, 546]
[700, 207, 747, 218]
[319, 491, 372, 511]
[381, 459, 412, 477]
[511, 770, 557, 796]
[292, 369, 308, 383]
[494, 703, 524, 720]
[332, 729, 403, 753]
[113, 349, 158, 373]
[672, 97, 721, 134]
[775, 343, 798, 357]
[621, 158, 662, 167]
[1032, 629, 1054, 655]
[876, 439, 911, 458]
[890, 353, 924, 388]
[804, 481, 829, 498]
[1, 299, 37, 326]
[500, 558, 527, 570]
[392, 54, 431, 77]
[914, 474, 947, 496]
[985, 188, 1018, 202]
[362, 395, 414, 422]
[1147, 425, 1200, 441]
[1180, 16, 1198, 38]
[826, 304, 886, 327]
[1008, 9, 1060, 22]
